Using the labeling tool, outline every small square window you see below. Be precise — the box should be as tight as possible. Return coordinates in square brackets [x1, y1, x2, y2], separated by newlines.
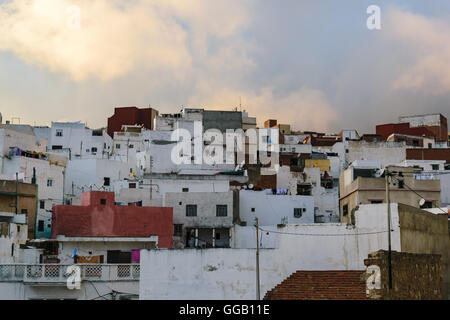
[129, 144, 134, 149]
[91, 147, 97, 153]
[116, 144, 121, 149]
[182, 188, 189, 192]
[100, 199, 107, 205]
[251, 208, 255, 212]
[21, 209, 27, 214]
[129, 183, 136, 189]
[56, 129, 63, 137]
[104, 177, 110, 186]
[186, 205, 197, 217]
[47, 179, 53, 187]
[431, 164, 439, 170]
[216, 205, 228, 217]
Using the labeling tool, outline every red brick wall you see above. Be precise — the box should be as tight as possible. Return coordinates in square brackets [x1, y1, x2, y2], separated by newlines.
[376, 123, 435, 140]
[406, 148, 450, 163]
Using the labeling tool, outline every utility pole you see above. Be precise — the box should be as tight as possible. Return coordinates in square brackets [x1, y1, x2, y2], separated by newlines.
[149, 156, 153, 203]
[385, 169, 393, 290]
[15, 172, 19, 215]
[255, 217, 260, 300]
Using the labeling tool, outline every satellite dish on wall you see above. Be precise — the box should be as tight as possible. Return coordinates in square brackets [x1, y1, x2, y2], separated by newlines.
[419, 198, 426, 207]
[248, 184, 254, 190]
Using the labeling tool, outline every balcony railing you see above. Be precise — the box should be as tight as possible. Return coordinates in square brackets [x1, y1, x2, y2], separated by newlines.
[0, 264, 140, 283]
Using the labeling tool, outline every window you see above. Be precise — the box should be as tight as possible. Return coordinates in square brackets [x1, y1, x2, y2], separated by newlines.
[52, 145, 63, 150]
[38, 220, 44, 232]
[17, 226, 20, 233]
[428, 143, 432, 149]
[103, 177, 110, 186]
[100, 199, 107, 205]
[215, 232, 221, 240]
[216, 205, 228, 217]
[398, 180, 404, 189]
[56, 129, 63, 137]
[91, 147, 97, 153]
[182, 188, 189, 192]
[40, 200, 45, 209]
[186, 205, 197, 217]
[174, 224, 183, 236]
[129, 144, 134, 149]
[431, 164, 439, 170]
[129, 183, 136, 189]
[115, 144, 121, 149]
[370, 200, 383, 204]
[343, 204, 349, 216]
[413, 140, 419, 147]
[251, 208, 255, 212]
[293, 208, 303, 218]
[47, 179, 53, 187]
[21, 209, 27, 214]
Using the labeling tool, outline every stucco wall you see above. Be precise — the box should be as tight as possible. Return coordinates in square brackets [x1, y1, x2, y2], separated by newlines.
[239, 190, 314, 225]
[140, 204, 402, 300]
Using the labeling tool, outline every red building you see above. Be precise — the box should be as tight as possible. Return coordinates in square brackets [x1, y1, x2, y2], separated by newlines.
[107, 106, 158, 137]
[376, 122, 435, 141]
[51, 191, 173, 248]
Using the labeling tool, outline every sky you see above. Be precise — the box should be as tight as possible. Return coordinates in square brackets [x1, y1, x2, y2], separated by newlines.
[0, 0, 449, 133]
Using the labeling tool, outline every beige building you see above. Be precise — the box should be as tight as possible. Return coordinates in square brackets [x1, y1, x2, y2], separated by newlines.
[339, 165, 441, 223]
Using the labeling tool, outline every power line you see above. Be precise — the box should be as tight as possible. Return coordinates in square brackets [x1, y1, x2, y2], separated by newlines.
[258, 227, 393, 237]
[390, 175, 448, 215]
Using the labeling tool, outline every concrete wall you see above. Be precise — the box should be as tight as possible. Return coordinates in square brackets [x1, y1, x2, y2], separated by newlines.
[239, 190, 314, 226]
[348, 141, 406, 167]
[397, 204, 450, 299]
[140, 204, 402, 299]
[163, 192, 233, 229]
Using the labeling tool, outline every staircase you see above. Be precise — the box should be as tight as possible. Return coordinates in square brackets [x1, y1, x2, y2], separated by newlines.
[263, 270, 368, 300]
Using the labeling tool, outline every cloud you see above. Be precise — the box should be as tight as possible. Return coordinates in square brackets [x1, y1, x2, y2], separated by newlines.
[188, 83, 340, 132]
[388, 8, 450, 94]
[0, 0, 252, 81]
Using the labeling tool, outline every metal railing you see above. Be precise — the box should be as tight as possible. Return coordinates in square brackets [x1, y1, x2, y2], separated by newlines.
[0, 264, 140, 283]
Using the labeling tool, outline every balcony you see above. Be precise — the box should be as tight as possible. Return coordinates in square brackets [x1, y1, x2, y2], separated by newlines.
[0, 264, 140, 284]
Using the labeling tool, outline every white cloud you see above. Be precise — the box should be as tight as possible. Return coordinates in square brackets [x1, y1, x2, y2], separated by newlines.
[0, 0, 252, 81]
[388, 8, 450, 94]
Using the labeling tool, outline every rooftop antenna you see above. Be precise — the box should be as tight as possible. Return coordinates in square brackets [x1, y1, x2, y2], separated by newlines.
[239, 96, 242, 111]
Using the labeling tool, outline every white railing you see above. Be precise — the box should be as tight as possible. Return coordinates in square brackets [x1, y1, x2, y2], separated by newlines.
[0, 264, 140, 283]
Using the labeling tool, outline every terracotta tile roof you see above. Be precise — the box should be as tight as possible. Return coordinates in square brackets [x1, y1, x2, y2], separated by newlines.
[264, 270, 368, 300]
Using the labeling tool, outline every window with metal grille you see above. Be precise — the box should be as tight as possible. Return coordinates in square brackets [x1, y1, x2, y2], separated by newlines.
[56, 129, 63, 137]
[293, 208, 303, 218]
[186, 205, 197, 217]
[216, 205, 228, 217]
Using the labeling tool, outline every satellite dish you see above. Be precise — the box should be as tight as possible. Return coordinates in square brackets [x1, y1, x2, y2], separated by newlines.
[248, 184, 254, 190]
[374, 168, 384, 178]
[419, 198, 426, 207]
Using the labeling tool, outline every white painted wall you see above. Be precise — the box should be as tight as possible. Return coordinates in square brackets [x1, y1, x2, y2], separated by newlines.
[348, 141, 406, 167]
[140, 203, 402, 300]
[239, 190, 314, 225]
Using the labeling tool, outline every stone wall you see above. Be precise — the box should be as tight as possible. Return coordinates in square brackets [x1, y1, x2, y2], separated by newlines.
[364, 250, 443, 300]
